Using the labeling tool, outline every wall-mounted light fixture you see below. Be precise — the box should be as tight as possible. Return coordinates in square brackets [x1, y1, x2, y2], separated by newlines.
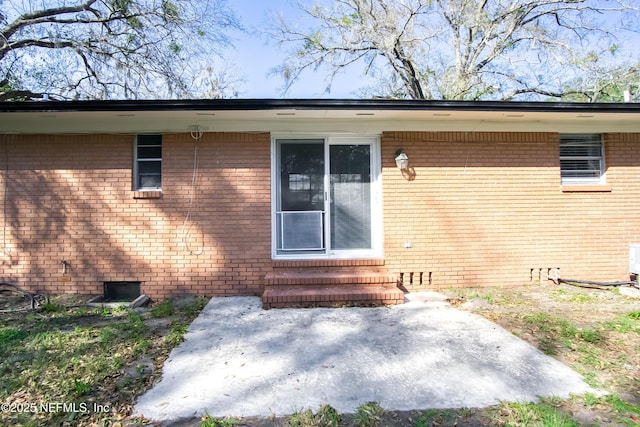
[395, 149, 409, 170]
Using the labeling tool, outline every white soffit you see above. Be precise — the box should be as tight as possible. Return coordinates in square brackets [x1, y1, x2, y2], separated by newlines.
[1, 108, 640, 134]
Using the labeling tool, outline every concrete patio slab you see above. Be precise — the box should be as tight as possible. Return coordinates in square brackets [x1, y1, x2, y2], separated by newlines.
[134, 292, 593, 423]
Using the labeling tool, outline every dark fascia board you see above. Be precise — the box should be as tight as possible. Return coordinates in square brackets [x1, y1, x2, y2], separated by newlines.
[1, 98, 640, 114]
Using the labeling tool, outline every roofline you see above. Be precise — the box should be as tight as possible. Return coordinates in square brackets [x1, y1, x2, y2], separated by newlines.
[1, 98, 640, 114]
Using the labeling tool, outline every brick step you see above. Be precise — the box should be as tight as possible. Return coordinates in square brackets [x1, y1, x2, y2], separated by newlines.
[264, 270, 396, 288]
[262, 285, 405, 309]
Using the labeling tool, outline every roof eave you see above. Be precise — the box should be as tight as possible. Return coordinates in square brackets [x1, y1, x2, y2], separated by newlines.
[1, 98, 640, 114]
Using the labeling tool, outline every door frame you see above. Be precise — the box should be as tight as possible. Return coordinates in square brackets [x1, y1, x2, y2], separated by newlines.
[271, 134, 383, 260]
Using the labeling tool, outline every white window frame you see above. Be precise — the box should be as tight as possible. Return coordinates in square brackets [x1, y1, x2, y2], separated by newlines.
[271, 135, 383, 260]
[134, 135, 162, 191]
[559, 134, 605, 185]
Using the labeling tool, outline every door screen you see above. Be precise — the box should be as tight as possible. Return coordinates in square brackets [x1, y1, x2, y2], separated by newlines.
[274, 138, 378, 258]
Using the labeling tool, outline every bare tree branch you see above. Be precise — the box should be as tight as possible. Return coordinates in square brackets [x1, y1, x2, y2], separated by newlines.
[273, 0, 640, 100]
[0, 89, 48, 101]
[1, 0, 98, 44]
[0, 0, 241, 100]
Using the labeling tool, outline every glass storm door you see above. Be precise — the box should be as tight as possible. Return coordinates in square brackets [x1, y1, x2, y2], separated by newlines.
[276, 140, 326, 253]
[330, 144, 371, 251]
[274, 138, 379, 258]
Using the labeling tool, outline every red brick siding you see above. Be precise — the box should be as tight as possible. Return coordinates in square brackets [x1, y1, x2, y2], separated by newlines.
[1, 131, 639, 299]
[381, 132, 640, 290]
[0, 133, 272, 299]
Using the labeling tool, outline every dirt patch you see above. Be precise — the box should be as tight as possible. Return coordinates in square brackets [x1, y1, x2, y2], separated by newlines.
[452, 285, 639, 381]
[446, 283, 640, 426]
[168, 408, 490, 427]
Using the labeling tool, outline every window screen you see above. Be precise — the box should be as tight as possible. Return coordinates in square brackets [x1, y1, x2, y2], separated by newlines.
[135, 135, 162, 190]
[559, 134, 604, 185]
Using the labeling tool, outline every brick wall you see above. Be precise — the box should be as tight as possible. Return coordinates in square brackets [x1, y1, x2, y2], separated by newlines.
[0, 132, 272, 300]
[1, 130, 639, 299]
[381, 131, 640, 290]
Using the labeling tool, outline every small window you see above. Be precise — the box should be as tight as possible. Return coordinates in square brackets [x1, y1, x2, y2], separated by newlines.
[559, 134, 605, 185]
[103, 281, 141, 302]
[135, 135, 162, 190]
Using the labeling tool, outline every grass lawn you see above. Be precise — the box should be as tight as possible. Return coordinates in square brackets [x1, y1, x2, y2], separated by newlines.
[0, 294, 207, 426]
[1, 284, 639, 426]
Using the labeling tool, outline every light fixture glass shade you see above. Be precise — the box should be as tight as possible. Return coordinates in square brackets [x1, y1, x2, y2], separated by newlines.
[395, 152, 409, 170]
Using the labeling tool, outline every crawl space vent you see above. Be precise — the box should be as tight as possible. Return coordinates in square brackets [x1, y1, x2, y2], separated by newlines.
[103, 281, 141, 302]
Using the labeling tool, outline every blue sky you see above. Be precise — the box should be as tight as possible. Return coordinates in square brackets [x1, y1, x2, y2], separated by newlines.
[228, 0, 363, 98]
[227, 0, 639, 99]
